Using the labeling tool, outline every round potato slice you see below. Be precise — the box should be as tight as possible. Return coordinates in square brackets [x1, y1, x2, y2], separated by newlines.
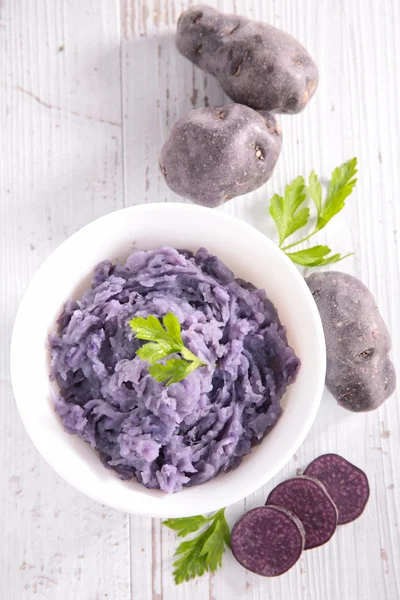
[266, 475, 338, 549]
[231, 505, 305, 577]
[305, 454, 370, 525]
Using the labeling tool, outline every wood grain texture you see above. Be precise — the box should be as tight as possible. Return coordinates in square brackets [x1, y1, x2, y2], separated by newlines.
[1, 0, 399, 598]
[0, 1, 130, 599]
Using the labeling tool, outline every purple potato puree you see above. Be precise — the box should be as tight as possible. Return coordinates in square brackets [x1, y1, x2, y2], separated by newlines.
[49, 247, 300, 493]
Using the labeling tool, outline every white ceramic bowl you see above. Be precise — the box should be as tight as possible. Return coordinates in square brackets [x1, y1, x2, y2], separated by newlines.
[11, 203, 325, 518]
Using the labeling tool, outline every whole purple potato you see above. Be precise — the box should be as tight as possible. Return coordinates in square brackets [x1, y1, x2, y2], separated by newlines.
[176, 5, 318, 114]
[159, 104, 282, 207]
[307, 271, 396, 412]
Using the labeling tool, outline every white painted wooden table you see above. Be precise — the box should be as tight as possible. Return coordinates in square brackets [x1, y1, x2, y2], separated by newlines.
[1, 1, 399, 598]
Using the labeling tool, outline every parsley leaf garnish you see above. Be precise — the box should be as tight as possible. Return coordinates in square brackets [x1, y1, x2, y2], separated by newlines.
[269, 176, 309, 246]
[286, 245, 352, 267]
[269, 158, 358, 267]
[129, 312, 206, 385]
[163, 509, 231, 584]
[314, 157, 358, 232]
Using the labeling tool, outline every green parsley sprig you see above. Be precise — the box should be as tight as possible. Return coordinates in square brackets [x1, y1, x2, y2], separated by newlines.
[269, 157, 358, 267]
[129, 312, 206, 385]
[163, 509, 231, 584]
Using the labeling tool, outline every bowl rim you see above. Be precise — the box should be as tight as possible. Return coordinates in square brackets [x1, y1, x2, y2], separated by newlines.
[10, 202, 326, 517]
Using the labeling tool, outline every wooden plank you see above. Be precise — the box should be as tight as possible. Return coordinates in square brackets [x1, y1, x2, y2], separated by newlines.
[0, 0, 130, 598]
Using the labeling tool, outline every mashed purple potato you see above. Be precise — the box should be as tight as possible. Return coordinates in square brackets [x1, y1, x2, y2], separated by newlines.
[50, 247, 300, 493]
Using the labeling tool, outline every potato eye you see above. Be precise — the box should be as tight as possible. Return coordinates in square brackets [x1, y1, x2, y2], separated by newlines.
[192, 11, 203, 24]
[359, 348, 375, 359]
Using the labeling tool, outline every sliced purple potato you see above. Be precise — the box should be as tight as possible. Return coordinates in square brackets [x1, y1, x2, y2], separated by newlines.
[304, 453, 370, 525]
[231, 505, 305, 577]
[266, 476, 338, 549]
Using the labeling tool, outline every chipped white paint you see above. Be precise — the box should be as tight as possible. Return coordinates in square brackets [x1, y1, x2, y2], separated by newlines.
[1, 0, 399, 598]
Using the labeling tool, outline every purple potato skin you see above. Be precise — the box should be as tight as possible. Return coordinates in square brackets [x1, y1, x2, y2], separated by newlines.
[231, 506, 305, 577]
[305, 454, 370, 525]
[160, 104, 282, 207]
[176, 5, 318, 114]
[306, 271, 396, 412]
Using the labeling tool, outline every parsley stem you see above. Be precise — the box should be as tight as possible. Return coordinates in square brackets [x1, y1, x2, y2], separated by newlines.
[281, 228, 318, 251]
